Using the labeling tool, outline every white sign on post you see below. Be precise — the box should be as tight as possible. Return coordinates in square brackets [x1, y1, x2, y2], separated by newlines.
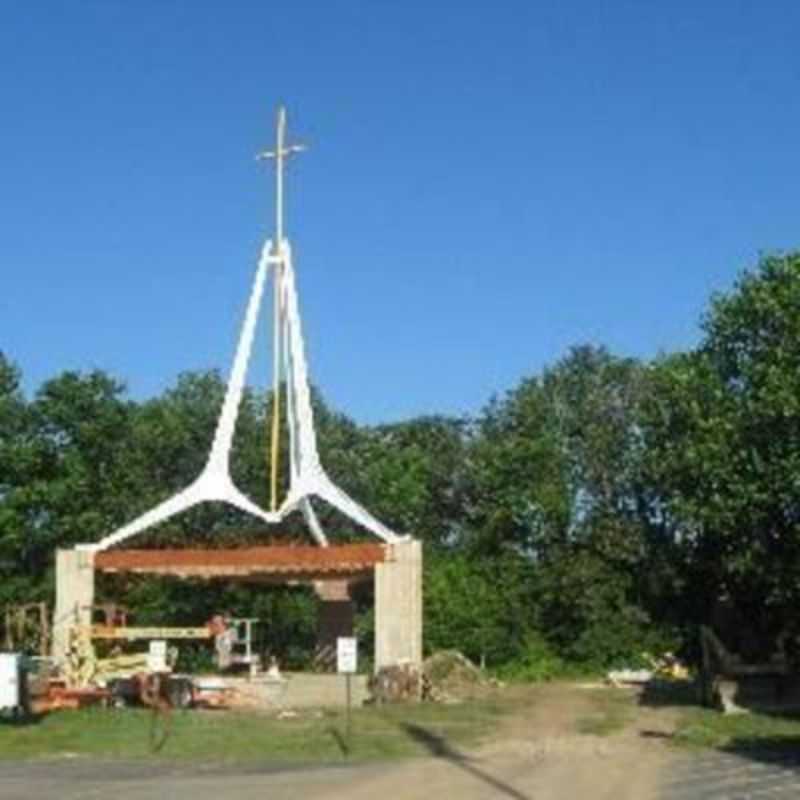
[147, 640, 167, 672]
[337, 637, 357, 674]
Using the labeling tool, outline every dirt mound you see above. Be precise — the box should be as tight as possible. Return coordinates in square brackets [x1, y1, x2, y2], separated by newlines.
[369, 652, 496, 704]
[423, 650, 495, 702]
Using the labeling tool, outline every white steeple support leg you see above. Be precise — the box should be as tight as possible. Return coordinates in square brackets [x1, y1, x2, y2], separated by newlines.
[207, 238, 277, 475]
[300, 499, 328, 547]
[279, 280, 330, 547]
[83, 240, 279, 552]
[278, 246, 401, 544]
[312, 477, 401, 544]
[281, 244, 323, 476]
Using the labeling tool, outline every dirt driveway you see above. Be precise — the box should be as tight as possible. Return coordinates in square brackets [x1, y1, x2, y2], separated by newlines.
[331, 683, 674, 800]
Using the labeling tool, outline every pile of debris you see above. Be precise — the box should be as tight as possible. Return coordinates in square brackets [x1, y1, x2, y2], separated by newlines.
[371, 651, 497, 704]
[606, 652, 691, 689]
[423, 650, 494, 703]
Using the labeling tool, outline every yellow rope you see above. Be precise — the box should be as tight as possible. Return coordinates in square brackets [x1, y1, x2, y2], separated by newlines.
[270, 263, 281, 511]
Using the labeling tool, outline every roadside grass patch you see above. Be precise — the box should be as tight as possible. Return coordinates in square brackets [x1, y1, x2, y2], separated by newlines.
[0, 694, 513, 764]
[673, 707, 800, 752]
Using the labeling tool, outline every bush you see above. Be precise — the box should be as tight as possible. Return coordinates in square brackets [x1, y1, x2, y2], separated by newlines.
[562, 607, 678, 671]
[533, 548, 681, 671]
[424, 550, 534, 667]
[496, 631, 565, 682]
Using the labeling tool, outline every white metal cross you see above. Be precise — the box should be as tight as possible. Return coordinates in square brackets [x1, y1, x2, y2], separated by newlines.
[256, 106, 306, 252]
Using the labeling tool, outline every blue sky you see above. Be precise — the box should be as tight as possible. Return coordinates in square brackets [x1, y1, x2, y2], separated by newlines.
[2, 2, 799, 423]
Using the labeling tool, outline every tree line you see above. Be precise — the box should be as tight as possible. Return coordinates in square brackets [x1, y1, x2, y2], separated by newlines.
[1, 251, 799, 674]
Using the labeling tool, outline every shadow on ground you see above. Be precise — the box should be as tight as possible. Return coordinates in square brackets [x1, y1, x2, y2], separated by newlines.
[400, 722, 530, 800]
[721, 734, 800, 771]
[326, 725, 350, 757]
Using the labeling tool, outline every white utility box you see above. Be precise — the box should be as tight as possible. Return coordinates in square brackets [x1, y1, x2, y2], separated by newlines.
[0, 653, 22, 711]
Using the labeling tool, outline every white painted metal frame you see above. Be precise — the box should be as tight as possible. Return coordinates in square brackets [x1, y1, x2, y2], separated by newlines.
[82, 237, 401, 552]
[80, 110, 401, 552]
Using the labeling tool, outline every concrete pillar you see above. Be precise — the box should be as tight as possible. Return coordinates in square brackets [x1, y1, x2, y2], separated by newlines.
[52, 548, 95, 665]
[313, 580, 354, 671]
[374, 539, 422, 672]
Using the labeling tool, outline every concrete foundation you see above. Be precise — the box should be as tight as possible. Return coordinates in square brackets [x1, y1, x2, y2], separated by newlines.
[374, 539, 422, 672]
[222, 673, 370, 709]
[52, 549, 95, 665]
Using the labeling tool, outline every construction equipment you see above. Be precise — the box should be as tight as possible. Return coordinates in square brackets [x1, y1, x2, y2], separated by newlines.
[90, 626, 212, 642]
[62, 611, 260, 689]
[209, 616, 260, 672]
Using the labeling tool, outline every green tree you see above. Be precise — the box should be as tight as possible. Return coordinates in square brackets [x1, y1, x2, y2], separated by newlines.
[424, 550, 534, 666]
[467, 346, 652, 562]
[0, 353, 40, 603]
[642, 252, 800, 655]
[332, 416, 469, 547]
[466, 346, 672, 667]
[467, 377, 569, 556]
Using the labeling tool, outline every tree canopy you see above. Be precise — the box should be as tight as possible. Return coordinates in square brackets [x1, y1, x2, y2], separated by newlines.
[2, 251, 800, 670]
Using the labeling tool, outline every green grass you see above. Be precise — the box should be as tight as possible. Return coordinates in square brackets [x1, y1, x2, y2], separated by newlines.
[575, 689, 636, 736]
[0, 696, 511, 763]
[673, 707, 800, 751]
